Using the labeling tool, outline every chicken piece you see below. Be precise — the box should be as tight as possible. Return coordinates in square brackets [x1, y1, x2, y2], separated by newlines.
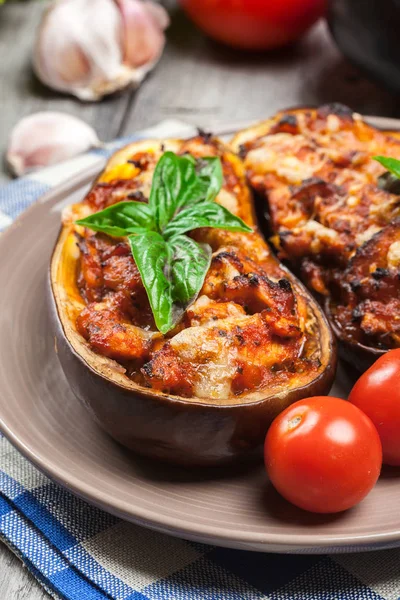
[185, 296, 246, 327]
[77, 298, 155, 362]
[76, 234, 104, 303]
[141, 343, 196, 397]
[340, 220, 400, 303]
[357, 299, 400, 346]
[202, 247, 301, 337]
[334, 220, 400, 348]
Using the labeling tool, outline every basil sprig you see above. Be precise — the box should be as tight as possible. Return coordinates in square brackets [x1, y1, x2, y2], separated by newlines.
[76, 152, 252, 334]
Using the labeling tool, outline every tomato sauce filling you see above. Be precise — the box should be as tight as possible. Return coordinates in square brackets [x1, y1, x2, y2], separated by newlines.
[72, 136, 320, 399]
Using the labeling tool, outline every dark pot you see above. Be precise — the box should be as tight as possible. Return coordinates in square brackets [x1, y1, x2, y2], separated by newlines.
[328, 0, 400, 94]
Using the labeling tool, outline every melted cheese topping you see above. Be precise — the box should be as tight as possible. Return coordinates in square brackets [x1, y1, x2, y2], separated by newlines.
[236, 105, 400, 349]
[170, 324, 238, 400]
[388, 241, 400, 268]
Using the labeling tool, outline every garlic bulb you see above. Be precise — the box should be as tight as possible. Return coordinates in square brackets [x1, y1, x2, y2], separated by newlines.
[7, 112, 101, 176]
[33, 0, 169, 101]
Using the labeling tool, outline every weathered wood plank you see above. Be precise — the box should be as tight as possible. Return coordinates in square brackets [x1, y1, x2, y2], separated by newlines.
[0, 544, 49, 600]
[122, 12, 399, 134]
[0, 1, 131, 185]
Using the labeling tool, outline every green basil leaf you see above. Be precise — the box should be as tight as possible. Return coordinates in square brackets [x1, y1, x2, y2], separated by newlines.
[128, 232, 212, 334]
[195, 157, 223, 202]
[374, 156, 400, 179]
[76, 201, 154, 237]
[149, 152, 197, 232]
[163, 201, 252, 239]
[170, 235, 212, 304]
[149, 152, 224, 232]
[128, 232, 174, 334]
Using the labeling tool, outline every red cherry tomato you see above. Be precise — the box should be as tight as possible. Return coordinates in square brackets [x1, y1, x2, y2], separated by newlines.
[264, 397, 382, 513]
[349, 349, 400, 466]
[179, 0, 327, 50]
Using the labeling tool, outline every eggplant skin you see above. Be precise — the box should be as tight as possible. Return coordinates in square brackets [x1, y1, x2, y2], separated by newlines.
[49, 280, 336, 466]
[232, 104, 400, 371]
[49, 136, 337, 466]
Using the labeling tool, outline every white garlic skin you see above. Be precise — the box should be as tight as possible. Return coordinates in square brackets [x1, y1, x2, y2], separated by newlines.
[117, 0, 169, 67]
[33, 0, 169, 102]
[7, 112, 100, 176]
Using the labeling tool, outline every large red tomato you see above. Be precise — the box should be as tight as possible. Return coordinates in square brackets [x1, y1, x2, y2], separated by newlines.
[264, 397, 382, 513]
[179, 0, 327, 50]
[349, 349, 400, 466]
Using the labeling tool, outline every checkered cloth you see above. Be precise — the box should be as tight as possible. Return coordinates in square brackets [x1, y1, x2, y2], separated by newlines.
[1, 120, 400, 600]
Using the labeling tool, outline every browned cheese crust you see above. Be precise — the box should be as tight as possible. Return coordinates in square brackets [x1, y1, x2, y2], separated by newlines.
[65, 134, 323, 401]
[233, 104, 400, 350]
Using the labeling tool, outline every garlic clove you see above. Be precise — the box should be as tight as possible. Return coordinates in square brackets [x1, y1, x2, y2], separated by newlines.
[33, 0, 169, 102]
[117, 0, 169, 68]
[142, 1, 170, 31]
[34, 0, 126, 101]
[6, 112, 101, 176]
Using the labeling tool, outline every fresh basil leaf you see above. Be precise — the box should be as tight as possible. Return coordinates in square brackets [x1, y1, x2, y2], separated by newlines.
[128, 233, 212, 334]
[149, 152, 197, 232]
[195, 157, 224, 202]
[163, 201, 252, 239]
[170, 235, 212, 304]
[149, 152, 224, 232]
[374, 156, 400, 179]
[128, 232, 174, 334]
[76, 201, 154, 237]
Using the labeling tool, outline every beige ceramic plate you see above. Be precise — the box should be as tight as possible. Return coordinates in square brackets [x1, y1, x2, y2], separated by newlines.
[1, 117, 400, 554]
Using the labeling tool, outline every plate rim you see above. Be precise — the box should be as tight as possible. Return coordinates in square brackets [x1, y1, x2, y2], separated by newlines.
[3, 412, 400, 552]
[1, 113, 400, 553]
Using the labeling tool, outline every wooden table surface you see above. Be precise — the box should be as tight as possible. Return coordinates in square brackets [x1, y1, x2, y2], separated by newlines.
[0, 1, 399, 598]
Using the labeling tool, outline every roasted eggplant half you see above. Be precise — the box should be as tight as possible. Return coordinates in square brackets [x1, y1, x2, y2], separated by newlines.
[49, 134, 336, 466]
[232, 104, 400, 371]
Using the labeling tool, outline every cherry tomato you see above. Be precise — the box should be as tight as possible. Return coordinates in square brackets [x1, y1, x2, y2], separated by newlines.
[264, 397, 382, 513]
[349, 349, 400, 466]
[179, 0, 327, 50]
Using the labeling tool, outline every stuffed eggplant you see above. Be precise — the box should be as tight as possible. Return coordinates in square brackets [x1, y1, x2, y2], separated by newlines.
[49, 134, 336, 465]
[232, 104, 400, 371]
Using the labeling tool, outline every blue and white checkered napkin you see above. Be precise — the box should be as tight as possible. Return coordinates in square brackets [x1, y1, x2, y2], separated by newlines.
[1, 120, 400, 600]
